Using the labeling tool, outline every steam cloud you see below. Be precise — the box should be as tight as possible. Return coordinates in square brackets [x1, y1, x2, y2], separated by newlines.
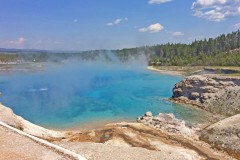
[0, 53, 148, 127]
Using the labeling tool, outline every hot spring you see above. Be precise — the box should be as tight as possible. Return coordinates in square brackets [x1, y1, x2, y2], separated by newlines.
[0, 58, 209, 129]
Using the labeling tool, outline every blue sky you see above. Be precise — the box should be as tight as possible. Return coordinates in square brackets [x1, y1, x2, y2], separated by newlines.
[0, 0, 240, 51]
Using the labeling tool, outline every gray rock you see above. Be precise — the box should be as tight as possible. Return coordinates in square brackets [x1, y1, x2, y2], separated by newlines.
[145, 111, 153, 117]
[219, 81, 235, 86]
[172, 75, 240, 116]
[200, 86, 214, 91]
[200, 114, 240, 159]
[191, 92, 200, 98]
[206, 80, 219, 86]
[138, 112, 194, 137]
[185, 84, 193, 88]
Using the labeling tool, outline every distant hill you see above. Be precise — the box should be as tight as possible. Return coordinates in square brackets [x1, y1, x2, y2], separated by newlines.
[0, 30, 240, 66]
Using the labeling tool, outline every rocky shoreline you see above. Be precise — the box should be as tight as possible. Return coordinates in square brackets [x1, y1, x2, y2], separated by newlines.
[0, 103, 234, 159]
[171, 74, 240, 159]
[171, 74, 240, 116]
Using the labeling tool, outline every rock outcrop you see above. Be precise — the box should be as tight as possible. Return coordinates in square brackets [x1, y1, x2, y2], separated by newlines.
[171, 75, 240, 158]
[137, 112, 195, 137]
[171, 75, 240, 116]
[200, 114, 240, 159]
[65, 122, 231, 160]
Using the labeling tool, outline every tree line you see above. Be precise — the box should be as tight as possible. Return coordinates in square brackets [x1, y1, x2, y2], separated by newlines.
[0, 30, 240, 66]
[116, 30, 240, 66]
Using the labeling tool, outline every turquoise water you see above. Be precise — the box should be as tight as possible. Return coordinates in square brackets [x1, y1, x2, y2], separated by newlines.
[0, 62, 209, 129]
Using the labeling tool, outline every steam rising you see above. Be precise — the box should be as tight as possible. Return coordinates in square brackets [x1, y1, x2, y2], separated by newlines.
[0, 53, 209, 129]
[0, 53, 149, 125]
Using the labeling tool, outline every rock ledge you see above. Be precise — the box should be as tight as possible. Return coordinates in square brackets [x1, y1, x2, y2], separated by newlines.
[172, 75, 240, 116]
[137, 111, 195, 137]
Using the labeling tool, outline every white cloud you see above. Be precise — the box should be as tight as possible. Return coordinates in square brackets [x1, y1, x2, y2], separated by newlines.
[73, 19, 78, 23]
[139, 23, 164, 33]
[7, 37, 26, 45]
[148, 0, 172, 4]
[54, 41, 61, 44]
[172, 32, 184, 36]
[234, 23, 240, 30]
[192, 0, 227, 7]
[192, 0, 240, 21]
[107, 17, 128, 26]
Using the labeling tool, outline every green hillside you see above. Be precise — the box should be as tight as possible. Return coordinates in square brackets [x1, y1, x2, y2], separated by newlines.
[0, 30, 240, 66]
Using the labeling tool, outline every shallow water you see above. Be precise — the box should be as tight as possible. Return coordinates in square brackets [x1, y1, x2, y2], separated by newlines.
[0, 62, 209, 129]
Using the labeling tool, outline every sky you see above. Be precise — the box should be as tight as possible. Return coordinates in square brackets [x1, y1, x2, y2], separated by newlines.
[0, 0, 240, 51]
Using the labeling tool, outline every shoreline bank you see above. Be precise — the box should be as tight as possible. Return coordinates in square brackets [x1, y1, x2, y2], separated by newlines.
[0, 103, 234, 160]
[147, 66, 184, 76]
[171, 74, 240, 159]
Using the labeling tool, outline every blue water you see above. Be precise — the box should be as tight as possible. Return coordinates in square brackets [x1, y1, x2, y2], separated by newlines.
[0, 62, 209, 129]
